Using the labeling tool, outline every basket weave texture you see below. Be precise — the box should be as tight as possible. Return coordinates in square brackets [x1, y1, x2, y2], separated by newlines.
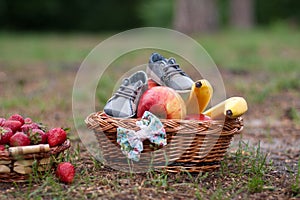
[86, 112, 243, 173]
[0, 140, 70, 182]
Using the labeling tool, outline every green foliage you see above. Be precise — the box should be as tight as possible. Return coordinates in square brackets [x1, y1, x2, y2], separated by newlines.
[137, 0, 174, 28]
[0, 0, 142, 31]
[1, 0, 300, 31]
[255, 0, 300, 25]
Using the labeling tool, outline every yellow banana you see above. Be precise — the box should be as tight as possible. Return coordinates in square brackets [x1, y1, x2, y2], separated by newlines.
[186, 79, 213, 114]
[203, 97, 248, 119]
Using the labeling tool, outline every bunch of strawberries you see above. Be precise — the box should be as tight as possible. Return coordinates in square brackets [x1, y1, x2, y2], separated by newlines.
[0, 114, 75, 184]
[0, 114, 67, 148]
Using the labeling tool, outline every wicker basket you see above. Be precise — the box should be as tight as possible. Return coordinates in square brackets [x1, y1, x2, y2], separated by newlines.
[0, 140, 70, 182]
[85, 112, 243, 173]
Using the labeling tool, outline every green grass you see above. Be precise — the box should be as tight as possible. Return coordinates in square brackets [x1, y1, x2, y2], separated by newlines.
[291, 160, 300, 197]
[0, 32, 99, 66]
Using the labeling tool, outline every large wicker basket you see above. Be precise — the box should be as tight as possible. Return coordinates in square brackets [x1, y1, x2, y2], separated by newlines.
[0, 140, 70, 182]
[85, 112, 243, 173]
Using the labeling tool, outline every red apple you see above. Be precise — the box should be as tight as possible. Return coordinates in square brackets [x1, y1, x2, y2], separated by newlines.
[137, 86, 186, 119]
[148, 79, 159, 89]
[185, 114, 211, 121]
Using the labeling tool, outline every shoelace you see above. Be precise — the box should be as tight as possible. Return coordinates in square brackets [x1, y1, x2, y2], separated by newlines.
[162, 63, 188, 80]
[115, 85, 138, 101]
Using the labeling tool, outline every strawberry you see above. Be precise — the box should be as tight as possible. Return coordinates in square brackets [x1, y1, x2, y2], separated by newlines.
[28, 129, 47, 144]
[0, 118, 6, 126]
[10, 132, 31, 147]
[24, 117, 33, 124]
[0, 145, 5, 151]
[3, 120, 22, 133]
[56, 162, 75, 184]
[0, 127, 13, 145]
[8, 114, 24, 125]
[47, 128, 67, 147]
[21, 123, 39, 134]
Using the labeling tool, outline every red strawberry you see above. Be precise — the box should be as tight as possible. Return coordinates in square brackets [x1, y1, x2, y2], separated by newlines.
[21, 123, 39, 134]
[47, 128, 67, 147]
[8, 114, 24, 125]
[28, 129, 47, 144]
[10, 132, 31, 147]
[56, 162, 75, 184]
[24, 117, 33, 124]
[3, 120, 22, 133]
[0, 127, 13, 145]
[0, 145, 5, 151]
[0, 118, 6, 126]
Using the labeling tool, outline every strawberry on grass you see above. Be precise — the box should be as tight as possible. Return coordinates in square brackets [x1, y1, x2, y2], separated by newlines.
[56, 162, 75, 184]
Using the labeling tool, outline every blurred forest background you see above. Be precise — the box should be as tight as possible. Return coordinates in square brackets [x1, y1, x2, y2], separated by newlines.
[0, 0, 299, 33]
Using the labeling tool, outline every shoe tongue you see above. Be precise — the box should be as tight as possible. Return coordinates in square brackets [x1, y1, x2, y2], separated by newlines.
[132, 80, 143, 89]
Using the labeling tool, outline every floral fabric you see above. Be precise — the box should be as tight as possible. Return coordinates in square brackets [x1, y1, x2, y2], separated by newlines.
[117, 111, 167, 162]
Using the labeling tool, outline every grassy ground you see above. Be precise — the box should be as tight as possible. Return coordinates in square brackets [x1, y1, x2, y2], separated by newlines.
[0, 24, 299, 199]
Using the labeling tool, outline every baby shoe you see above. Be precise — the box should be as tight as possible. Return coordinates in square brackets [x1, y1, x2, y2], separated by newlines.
[104, 71, 148, 118]
[147, 52, 194, 93]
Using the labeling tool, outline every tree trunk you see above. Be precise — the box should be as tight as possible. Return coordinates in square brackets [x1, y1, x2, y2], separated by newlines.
[229, 0, 254, 28]
[173, 0, 219, 34]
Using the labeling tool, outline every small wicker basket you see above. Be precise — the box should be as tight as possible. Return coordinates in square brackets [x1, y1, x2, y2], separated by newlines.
[0, 140, 70, 182]
[85, 112, 243, 173]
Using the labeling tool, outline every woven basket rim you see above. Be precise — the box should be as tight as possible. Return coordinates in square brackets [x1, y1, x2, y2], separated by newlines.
[85, 111, 244, 135]
[0, 139, 71, 160]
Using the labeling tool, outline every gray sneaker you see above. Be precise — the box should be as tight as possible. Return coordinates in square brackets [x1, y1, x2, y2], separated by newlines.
[147, 53, 193, 93]
[104, 71, 148, 118]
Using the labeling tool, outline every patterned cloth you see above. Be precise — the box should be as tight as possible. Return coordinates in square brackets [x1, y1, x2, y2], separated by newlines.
[117, 111, 167, 162]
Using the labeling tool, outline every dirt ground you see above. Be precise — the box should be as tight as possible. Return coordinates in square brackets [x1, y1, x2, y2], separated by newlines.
[0, 63, 299, 199]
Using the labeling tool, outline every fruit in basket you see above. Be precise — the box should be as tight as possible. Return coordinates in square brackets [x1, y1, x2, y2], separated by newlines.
[56, 162, 75, 184]
[148, 79, 158, 89]
[21, 123, 40, 134]
[28, 129, 47, 144]
[3, 120, 22, 133]
[0, 118, 6, 126]
[225, 97, 248, 118]
[137, 86, 186, 119]
[186, 79, 213, 114]
[8, 114, 25, 125]
[24, 117, 33, 124]
[0, 145, 5, 151]
[203, 96, 248, 119]
[0, 127, 14, 145]
[185, 114, 211, 121]
[10, 132, 31, 147]
[47, 128, 67, 147]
